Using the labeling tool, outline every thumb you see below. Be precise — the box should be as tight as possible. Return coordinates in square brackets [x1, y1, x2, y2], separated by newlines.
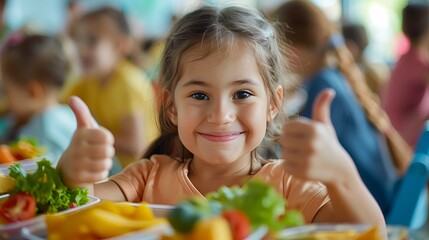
[68, 96, 99, 128]
[312, 89, 335, 125]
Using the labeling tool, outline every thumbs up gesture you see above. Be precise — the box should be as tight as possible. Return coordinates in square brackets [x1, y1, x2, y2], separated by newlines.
[280, 89, 354, 185]
[57, 97, 115, 190]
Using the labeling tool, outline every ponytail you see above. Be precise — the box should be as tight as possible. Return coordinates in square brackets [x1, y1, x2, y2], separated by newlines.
[330, 34, 413, 174]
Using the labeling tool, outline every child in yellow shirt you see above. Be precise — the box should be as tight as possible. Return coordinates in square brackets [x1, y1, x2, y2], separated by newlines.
[63, 7, 158, 166]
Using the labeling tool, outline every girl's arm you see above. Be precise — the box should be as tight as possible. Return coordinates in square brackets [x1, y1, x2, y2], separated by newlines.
[281, 90, 386, 237]
[93, 181, 126, 201]
[114, 113, 146, 162]
[311, 155, 386, 234]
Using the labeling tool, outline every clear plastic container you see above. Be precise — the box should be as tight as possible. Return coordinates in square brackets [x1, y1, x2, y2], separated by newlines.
[21, 204, 268, 240]
[0, 195, 100, 240]
[275, 224, 372, 239]
[0, 158, 41, 175]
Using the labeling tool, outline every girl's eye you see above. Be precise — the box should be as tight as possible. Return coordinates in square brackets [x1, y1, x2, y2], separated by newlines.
[191, 92, 209, 100]
[234, 91, 252, 99]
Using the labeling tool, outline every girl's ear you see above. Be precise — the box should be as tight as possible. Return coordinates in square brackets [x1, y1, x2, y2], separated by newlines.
[28, 80, 45, 99]
[267, 85, 283, 122]
[165, 92, 178, 125]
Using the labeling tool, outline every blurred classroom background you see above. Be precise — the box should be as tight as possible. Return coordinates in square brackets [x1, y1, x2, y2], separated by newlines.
[2, 0, 408, 65]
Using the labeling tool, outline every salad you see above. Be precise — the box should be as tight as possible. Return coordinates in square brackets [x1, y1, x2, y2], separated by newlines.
[166, 180, 304, 239]
[0, 159, 89, 224]
[0, 138, 45, 164]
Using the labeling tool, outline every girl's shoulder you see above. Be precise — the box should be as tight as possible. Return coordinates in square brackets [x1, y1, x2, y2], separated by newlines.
[254, 159, 285, 176]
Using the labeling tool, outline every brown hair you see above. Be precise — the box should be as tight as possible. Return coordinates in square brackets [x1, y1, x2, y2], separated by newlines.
[79, 7, 130, 36]
[274, 0, 331, 52]
[75, 6, 141, 65]
[144, 6, 294, 163]
[402, 2, 429, 45]
[0, 34, 68, 89]
[274, 0, 412, 173]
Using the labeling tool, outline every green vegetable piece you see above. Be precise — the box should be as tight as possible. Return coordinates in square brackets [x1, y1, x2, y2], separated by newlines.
[7, 158, 89, 214]
[168, 198, 222, 234]
[207, 180, 304, 231]
[168, 202, 205, 234]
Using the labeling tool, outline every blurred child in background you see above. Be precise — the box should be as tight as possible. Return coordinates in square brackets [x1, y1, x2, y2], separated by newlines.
[274, 0, 411, 215]
[63, 7, 159, 167]
[0, 34, 76, 164]
[383, 1, 429, 148]
[342, 23, 390, 96]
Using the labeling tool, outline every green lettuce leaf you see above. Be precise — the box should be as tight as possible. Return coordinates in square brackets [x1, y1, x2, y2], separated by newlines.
[207, 180, 304, 231]
[8, 159, 89, 214]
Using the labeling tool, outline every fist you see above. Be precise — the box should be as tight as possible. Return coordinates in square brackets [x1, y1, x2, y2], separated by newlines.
[280, 89, 354, 184]
[57, 97, 115, 188]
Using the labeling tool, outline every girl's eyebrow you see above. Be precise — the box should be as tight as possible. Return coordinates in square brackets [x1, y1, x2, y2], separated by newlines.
[181, 79, 261, 87]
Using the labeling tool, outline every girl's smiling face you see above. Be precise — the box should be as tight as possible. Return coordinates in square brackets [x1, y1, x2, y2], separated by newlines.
[168, 45, 280, 165]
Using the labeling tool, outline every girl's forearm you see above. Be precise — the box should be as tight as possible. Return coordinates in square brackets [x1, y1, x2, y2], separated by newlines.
[93, 180, 127, 201]
[325, 167, 387, 238]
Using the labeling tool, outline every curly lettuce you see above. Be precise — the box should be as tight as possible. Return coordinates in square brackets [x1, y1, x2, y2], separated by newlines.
[207, 180, 304, 231]
[8, 159, 89, 214]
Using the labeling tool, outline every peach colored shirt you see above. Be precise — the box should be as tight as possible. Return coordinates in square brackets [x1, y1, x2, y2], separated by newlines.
[110, 155, 330, 223]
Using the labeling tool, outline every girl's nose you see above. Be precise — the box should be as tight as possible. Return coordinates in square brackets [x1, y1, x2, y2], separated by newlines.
[207, 99, 235, 125]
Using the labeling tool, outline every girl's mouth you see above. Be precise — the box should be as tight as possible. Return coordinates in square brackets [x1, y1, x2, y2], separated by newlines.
[198, 132, 244, 143]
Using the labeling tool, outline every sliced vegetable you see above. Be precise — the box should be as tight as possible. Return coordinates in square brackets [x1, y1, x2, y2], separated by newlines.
[46, 201, 167, 239]
[9, 138, 45, 160]
[0, 145, 17, 164]
[222, 210, 251, 240]
[0, 192, 36, 223]
[0, 173, 16, 194]
[187, 216, 232, 240]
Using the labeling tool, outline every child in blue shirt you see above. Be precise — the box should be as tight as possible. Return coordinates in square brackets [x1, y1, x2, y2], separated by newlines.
[0, 34, 76, 164]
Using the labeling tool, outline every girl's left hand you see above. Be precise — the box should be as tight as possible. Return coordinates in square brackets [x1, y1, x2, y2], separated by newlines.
[280, 89, 356, 185]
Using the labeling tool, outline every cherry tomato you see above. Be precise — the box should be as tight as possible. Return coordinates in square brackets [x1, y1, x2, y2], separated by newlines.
[222, 210, 251, 240]
[0, 192, 36, 223]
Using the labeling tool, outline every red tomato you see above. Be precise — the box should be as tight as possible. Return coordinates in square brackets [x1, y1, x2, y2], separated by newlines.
[0, 192, 36, 223]
[222, 210, 251, 240]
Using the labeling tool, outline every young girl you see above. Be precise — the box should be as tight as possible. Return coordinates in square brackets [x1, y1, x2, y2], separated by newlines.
[58, 6, 386, 235]
[62, 7, 158, 167]
[0, 34, 76, 164]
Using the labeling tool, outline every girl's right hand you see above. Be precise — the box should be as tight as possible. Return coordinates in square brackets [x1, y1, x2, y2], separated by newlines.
[57, 97, 115, 191]
[280, 89, 357, 186]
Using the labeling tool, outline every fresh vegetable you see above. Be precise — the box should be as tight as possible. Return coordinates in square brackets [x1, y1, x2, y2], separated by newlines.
[46, 201, 167, 240]
[0, 145, 17, 164]
[222, 210, 251, 240]
[0, 174, 16, 194]
[207, 180, 304, 231]
[9, 138, 45, 160]
[7, 159, 89, 214]
[167, 180, 304, 239]
[167, 198, 221, 234]
[0, 138, 45, 164]
[187, 216, 232, 240]
[0, 192, 36, 223]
